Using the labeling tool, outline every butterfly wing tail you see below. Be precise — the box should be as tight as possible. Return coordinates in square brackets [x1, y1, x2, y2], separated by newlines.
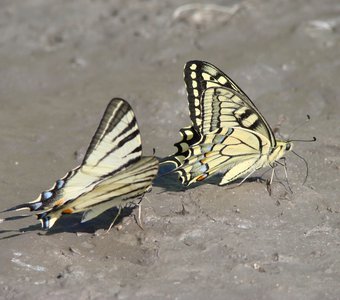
[2, 200, 43, 213]
[35, 212, 55, 230]
[3, 202, 63, 230]
[2, 197, 44, 221]
[2, 199, 53, 229]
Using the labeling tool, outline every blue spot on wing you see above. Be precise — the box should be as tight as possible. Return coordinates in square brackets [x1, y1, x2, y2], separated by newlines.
[213, 135, 225, 144]
[56, 180, 65, 189]
[200, 165, 208, 173]
[201, 144, 213, 152]
[192, 163, 208, 174]
[42, 191, 53, 200]
[30, 202, 43, 210]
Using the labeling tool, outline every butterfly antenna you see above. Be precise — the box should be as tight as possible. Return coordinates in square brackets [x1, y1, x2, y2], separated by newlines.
[287, 115, 312, 140]
[290, 137, 316, 143]
[292, 150, 309, 185]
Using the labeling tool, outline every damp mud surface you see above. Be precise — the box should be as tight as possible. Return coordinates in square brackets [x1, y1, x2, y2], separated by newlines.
[0, 1, 339, 299]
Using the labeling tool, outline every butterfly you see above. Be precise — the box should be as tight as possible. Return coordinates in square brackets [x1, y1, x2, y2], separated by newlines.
[164, 60, 293, 186]
[4, 98, 159, 229]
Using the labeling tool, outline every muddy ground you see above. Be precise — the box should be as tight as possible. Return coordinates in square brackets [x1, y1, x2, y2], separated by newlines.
[0, 0, 339, 299]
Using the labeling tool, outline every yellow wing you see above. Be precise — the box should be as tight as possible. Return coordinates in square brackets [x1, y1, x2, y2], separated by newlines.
[166, 61, 291, 185]
[200, 86, 276, 142]
[5, 98, 159, 229]
[176, 127, 271, 186]
[184, 60, 248, 130]
[39, 156, 158, 229]
[185, 60, 276, 142]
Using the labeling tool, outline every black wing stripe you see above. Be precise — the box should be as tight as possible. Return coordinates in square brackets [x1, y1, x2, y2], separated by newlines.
[83, 99, 141, 165]
[111, 117, 137, 143]
[184, 61, 276, 146]
[130, 144, 143, 154]
[89, 156, 141, 187]
[95, 127, 139, 167]
[83, 99, 126, 164]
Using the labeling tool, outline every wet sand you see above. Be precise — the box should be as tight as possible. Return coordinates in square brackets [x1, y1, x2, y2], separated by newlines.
[0, 0, 339, 299]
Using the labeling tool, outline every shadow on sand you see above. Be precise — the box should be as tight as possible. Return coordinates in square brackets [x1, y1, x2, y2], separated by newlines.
[0, 158, 266, 238]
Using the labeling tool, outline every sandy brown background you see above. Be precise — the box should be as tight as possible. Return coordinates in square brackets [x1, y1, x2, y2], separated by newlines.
[0, 0, 339, 299]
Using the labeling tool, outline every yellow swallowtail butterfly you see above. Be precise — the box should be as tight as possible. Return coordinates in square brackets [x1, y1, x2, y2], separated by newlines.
[4, 98, 159, 229]
[164, 60, 293, 186]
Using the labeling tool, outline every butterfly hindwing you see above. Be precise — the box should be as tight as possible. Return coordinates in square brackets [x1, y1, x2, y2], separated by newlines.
[177, 127, 271, 185]
[39, 156, 158, 228]
[161, 125, 201, 170]
[80, 156, 158, 223]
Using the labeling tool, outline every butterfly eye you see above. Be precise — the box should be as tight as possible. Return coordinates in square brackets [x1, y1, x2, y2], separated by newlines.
[285, 143, 291, 151]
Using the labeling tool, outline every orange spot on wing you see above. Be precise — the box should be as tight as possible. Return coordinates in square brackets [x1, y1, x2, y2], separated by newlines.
[197, 174, 207, 181]
[62, 208, 74, 214]
[205, 152, 214, 158]
[54, 198, 65, 207]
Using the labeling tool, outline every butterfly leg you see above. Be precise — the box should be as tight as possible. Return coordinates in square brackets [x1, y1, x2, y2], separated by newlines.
[134, 203, 144, 230]
[224, 169, 257, 190]
[266, 167, 276, 196]
[237, 169, 257, 186]
[106, 205, 122, 233]
[267, 159, 292, 195]
[280, 157, 292, 194]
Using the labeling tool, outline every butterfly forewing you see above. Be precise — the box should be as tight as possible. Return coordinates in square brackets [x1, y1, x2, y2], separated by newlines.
[164, 59, 244, 167]
[184, 61, 276, 145]
[83, 99, 141, 169]
[201, 87, 276, 144]
[184, 60, 247, 130]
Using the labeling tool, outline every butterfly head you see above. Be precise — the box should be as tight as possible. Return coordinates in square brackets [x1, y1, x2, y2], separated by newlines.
[269, 140, 293, 162]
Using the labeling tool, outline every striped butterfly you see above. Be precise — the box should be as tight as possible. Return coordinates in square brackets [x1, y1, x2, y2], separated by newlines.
[164, 60, 292, 186]
[4, 98, 159, 229]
